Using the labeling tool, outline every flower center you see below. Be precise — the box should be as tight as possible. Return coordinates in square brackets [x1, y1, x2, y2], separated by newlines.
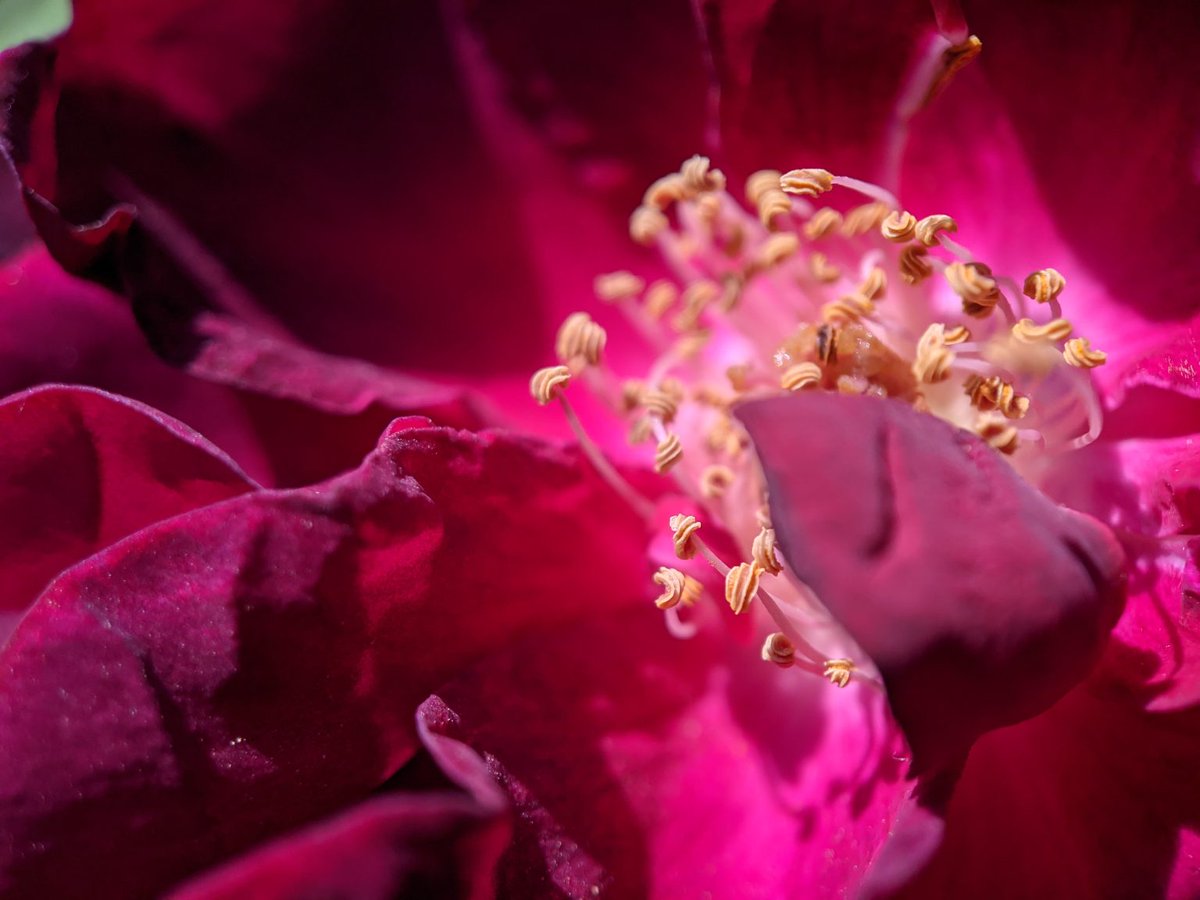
[530, 156, 1108, 692]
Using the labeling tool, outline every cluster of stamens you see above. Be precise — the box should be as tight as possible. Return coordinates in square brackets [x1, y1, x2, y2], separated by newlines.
[530, 152, 1109, 690]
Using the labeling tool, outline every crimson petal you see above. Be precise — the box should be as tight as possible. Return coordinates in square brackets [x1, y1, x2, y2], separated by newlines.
[736, 393, 1126, 774]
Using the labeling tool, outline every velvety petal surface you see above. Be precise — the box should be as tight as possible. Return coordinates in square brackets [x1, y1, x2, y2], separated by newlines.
[0, 384, 253, 637]
[424, 606, 908, 898]
[0, 421, 649, 897]
[737, 392, 1126, 775]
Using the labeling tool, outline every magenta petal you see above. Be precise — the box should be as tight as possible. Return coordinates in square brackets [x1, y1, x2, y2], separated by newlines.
[0, 385, 253, 630]
[0, 424, 649, 897]
[736, 393, 1126, 774]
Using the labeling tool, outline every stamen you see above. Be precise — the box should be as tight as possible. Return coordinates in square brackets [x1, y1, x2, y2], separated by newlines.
[641, 388, 679, 423]
[644, 280, 678, 319]
[1013, 317, 1072, 343]
[680, 154, 727, 193]
[898, 245, 933, 284]
[964, 374, 1031, 419]
[654, 433, 684, 473]
[653, 566, 702, 610]
[629, 205, 668, 245]
[530, 365, 572, 405]
[1023, 268, 1066, 304]
[555, 312, 607, 366]
[945, 261, 999, 314]
[752, 232, 801, 271]
[822, 292, 876, 324]
[752, 527, 784, 575]
[881, 210, 918, 242]
[594, 271, 645, 302]
[669, 513, 702, 560]
[810, 252, 842, 283]
[746, 170, 792, 229]
[841, 200, 892, 236]
[823, 658, 855, 689]
[976, 417, 1020, 455]
[779, 168, 835, 197]
[699, 465, 736, 499]
[644, 174, 689, 210]
[781, 362, 823, 391]
[804, 208, 843, 240]
[1063, 337, 1107, 368]
[859, 266, 888, 300]
[912, 324, 956, 383]
[673, 280, 719, 331]
[914, 214, 958, 247]
[762, 632, 796, 667]
[725, 562, 765, 614]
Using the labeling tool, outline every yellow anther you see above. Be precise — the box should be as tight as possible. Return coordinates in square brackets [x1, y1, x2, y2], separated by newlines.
[1063, 337, 1107, 368]
[880, 210, 917, 242]
[620, 379, 645, 412]
[1012, 317, 1072, 344]
[752, 527, 783, 575]
[944, 260, 995, 300]
[652, 566, 702, 610]
[530, 366, 572, 405]
[964, 374, 1030, 419]
[641, 389, 679, 423]
[912, 323, 957, 384]
[644, 280, 678, 319]
[726, 363, 752, 392]
[858, 266, 887, 301]
[914, 214, 958, 247]
[660, 377, 686, 402]
[746, 169, 783, 205]
[725, 562, 764, 615]
[752, 232, 800, 270]
[669, 513, 702, 560]
[841, 201, 890, 237]
[816, 323, 841, 365]
[809, 251, 841, 283]
[654, 433, 684, 473]
[628, 417, 654, 445]
[746, 170, 792, 229]
[693, 385, 732, 409]
[673, 280, 719, 331]
[926, 35, 983, 105]
[976, 417, 1019, 455]
[680, 154, 726, 193]
[1023, 268, 1066, 304]
[943, 324, 971, 344]
[898, 245, 933, 284]
[822, 292, 875, 324]
[761, 632, 795, 667]
[781, 361, 822, 391]
[717, 273, 744, 313]
[823, 658, 854, 688]
[555, 312, 607, 366]
[699, 464, 736, 499]
[696, 192, 722, 225]
[594, 270, 645, 302]
[629, 205, 668, 245]
[644, 173, 690, 210]
[803, 207, 843, 240]
[779, 168, 834, 197]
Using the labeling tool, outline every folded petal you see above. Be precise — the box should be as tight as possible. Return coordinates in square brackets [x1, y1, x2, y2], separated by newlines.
[0, 423, 649, 897]
[737, 393, 1126, 775]
[0, 384, 253, 637]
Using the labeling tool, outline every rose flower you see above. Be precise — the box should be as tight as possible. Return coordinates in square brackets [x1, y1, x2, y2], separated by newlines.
[0, 0, 1197, 897]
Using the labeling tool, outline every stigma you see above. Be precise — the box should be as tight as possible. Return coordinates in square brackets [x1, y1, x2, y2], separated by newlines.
[529, 154, 1108, 691]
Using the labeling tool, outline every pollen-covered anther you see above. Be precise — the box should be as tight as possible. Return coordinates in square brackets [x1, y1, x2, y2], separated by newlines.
[898, 245, 933, 285]
[779, 168, 834, 197]
[781, 361, 822, 391]
[669, 513, 702, 560]
[641, 389, 679, 423]
[822, 292, 875, 324]
[725, 562, 765, 615]
[699, 465, 736, 500]
[1023, 268, 1066, 304]
[644, 280, 678, 320]
[752, 232, 800, 271]
[761, 632, 795, 667]
[530, 366, 572, 405]
[803, 208, 843, 240]
[842, 201, 891, 236]
[822, 658, 854, 689]
[881, 210, 917, 242]
[644, 173, 690, 210]
[752, 527, 783, 575]
[673, 280, 719, 331]
[629, 205, 669, 245]
[859, 266, 887, 300]
[594, 270, 644, 302]
[1012, 317, 1072, 343]
[964, 374, 1030, 419]
[654, 433, 684, 474]
[810, 252, 841, 283]
[977, 417, 1019, 455]
[914, 214, 958, 247]
[680, 154, 726, 193]
[912, 324, 956, 384]
[555, 312, 607, 366]
[1063, 337, 1107, 368]
[943, 325, 971, 344]
[945, 261, 1001, 317]
[652, 566, 702, 610]
[746, 170, 792, 229]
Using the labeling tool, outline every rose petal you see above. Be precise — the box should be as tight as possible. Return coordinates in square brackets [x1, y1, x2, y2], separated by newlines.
[0, 423, 649, 896]
[0, 384, 254, 635]
[736, 392, 1126, 774]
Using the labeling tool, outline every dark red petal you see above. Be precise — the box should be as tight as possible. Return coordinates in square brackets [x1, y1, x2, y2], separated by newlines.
[0, 424, 649, 897]
[736, 393, 1126, 775]
[0, 384, 253, 634]
[169, 720, 508, 900]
